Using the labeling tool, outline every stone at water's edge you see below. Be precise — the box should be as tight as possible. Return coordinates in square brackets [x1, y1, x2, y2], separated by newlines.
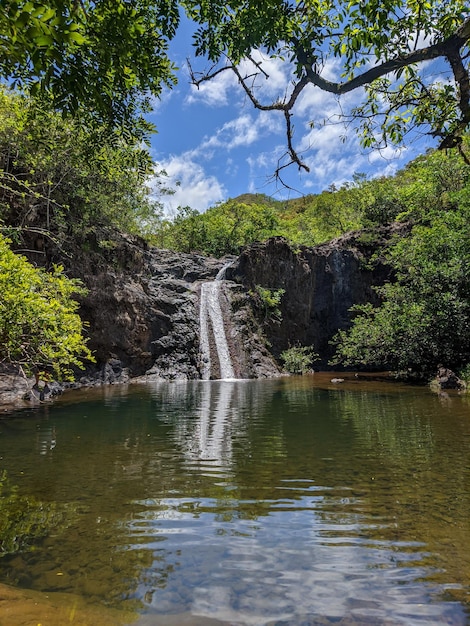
[0, 365, 31, 410]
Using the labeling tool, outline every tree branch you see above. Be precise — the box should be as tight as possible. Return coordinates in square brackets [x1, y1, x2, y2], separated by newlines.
[296, 17, 470, 96]
[189, 16, 470, 179]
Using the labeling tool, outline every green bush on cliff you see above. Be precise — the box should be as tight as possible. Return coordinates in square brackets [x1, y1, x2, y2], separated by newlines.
[332, 205, 470, 377]
[281, 345, 319, 375]
[253, 286, 285, 323]
[0, 235, 94, 380]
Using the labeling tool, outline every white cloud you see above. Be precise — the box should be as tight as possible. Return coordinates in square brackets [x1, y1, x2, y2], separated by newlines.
[202, 114, 260, 150]
[194, 109, 284, 158]
[153, 154, 226, 215]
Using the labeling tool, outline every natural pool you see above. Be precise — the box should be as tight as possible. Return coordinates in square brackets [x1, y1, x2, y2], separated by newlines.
[0, 375, 469, 625]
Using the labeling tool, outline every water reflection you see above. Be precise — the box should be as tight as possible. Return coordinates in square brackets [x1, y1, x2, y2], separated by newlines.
[153, 381, 238, 463]
[0, 378, 469, 625]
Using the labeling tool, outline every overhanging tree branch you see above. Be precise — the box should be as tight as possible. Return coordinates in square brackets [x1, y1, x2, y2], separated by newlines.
[188, 13, 470, 176]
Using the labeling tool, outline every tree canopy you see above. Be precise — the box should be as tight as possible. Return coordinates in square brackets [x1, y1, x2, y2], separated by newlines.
[0, 87, 165, 238]
[332, 204, 470, 376]
[1, 1, 469, 163]
[0, 234, 93, 380]
[185, 0, 470, 173]
[1, 0, 180, 139]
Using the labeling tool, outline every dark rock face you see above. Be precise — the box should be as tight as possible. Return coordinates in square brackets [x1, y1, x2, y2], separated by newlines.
[228, 228, 406, 365]
[1, 226, 404, 408]
[72, 236, 279, 382]
[77, 245, 224, 380]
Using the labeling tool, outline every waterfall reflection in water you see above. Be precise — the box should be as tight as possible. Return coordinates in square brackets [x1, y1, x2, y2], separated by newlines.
[0, 378, 469, 626]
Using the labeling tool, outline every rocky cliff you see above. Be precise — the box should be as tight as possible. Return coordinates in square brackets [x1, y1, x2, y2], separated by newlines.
[1, 225, 405, 408]
[228, 226, 408, 365]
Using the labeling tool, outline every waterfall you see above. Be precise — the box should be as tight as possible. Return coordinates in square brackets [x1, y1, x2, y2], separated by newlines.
[199, 264, 235, 380]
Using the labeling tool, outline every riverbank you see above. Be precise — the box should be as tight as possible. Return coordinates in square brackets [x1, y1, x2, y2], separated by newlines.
[1, 367, 455, 415]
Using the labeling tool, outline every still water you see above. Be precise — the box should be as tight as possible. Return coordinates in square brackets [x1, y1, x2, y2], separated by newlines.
[0, 375, 469, 625]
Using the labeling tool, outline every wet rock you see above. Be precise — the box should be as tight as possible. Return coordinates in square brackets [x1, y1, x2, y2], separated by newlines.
[0, 365, 31, 408]
[434, 365, 465, 390]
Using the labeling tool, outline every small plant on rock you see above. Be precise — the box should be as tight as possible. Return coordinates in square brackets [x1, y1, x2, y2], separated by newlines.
[253, 285, 285, 323]
[281, 345, 319, 375]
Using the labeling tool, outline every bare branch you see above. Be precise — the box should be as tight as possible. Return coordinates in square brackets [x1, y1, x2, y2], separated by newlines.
[284, 110, 309, 173]
[187, 57, 232, 87]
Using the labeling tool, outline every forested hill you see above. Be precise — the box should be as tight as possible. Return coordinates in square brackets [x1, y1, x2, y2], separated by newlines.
[154, 144, 470, 256]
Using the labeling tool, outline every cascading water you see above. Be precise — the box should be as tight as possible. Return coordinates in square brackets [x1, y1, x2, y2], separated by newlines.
[199, 264, 236, 380]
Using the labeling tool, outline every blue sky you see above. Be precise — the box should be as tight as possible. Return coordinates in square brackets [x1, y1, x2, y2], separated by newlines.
[148, 16, 442, 216]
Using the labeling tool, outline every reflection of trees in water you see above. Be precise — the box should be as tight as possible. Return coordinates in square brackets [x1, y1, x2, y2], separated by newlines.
[323, 388, 470, 598]
[0, 471, 76, 559]
[331, 389, 437, 462]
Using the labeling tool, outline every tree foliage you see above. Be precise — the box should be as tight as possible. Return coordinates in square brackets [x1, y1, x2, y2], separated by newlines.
[332, 205, 470, 377]
[252, 285, 285, 323]
[184, 0, 470, 173]
[281, 345, 318, 375]
[0, 234, 94, 379]
[0, 87, 165, 238]
[155, 199, 280, 255]
[1, 0, 180, 139]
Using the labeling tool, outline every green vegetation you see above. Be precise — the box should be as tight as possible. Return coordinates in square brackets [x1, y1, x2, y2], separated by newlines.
[0, 234, 94, 380]
[0, 88, 168, 380]
[0, 2, 469, 381]
[281, 345, 319, 375]
[156, 142, 470, 253]
[1, 0, 179, 140]
[2, 2, 469, 160]
[329, 140, 470, 378]
[332, 204, 470, 378]
[252, 286, 285, 323]
[154, 200, 280, 256]
[0, 87, 165, 238]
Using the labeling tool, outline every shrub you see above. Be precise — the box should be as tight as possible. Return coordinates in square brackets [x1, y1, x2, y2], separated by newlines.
[0, 235, 94, 380]
[281, 345, 319, 375]
[253, 286, 285, 323]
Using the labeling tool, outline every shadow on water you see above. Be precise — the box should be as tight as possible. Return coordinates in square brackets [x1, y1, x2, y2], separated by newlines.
[0, 376, 469, 625]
